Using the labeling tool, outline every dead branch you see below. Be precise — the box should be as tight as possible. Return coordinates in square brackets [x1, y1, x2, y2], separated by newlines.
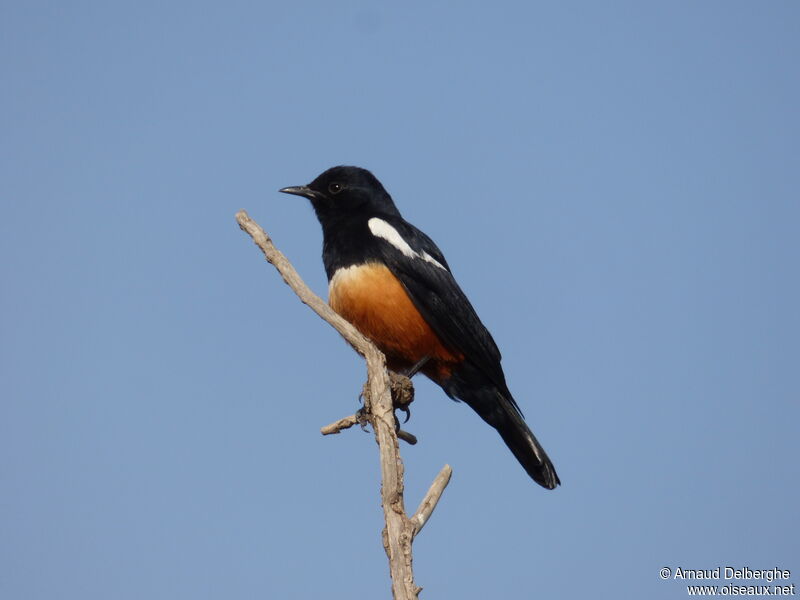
[321, 414, 419, 445]
[411, 464, 452, 538]
[320, 414, 361, 435]
[236, 209, 450, 600]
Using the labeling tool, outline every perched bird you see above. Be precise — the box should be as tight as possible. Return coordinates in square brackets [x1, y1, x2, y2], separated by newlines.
[280, 166, 560, 489]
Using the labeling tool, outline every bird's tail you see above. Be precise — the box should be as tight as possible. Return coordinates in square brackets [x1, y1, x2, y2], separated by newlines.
[445, 372, 560, 489]
[489, 394, 560, 489]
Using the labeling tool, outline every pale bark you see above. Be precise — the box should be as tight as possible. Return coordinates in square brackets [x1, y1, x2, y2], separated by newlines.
[236, 210, 450, 599]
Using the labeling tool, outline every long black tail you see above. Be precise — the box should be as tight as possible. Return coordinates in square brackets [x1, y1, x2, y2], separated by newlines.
[489, 393, 560, 489]
[444, 371, 560, 489]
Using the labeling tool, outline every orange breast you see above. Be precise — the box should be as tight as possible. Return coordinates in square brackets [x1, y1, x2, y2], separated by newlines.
[329, 262, 462, 380]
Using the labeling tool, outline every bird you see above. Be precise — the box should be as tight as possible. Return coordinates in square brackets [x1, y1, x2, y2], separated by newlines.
[280, 166, 560, 489]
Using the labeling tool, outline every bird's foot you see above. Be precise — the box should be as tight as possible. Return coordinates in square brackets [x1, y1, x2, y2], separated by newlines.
[388, 371, 415, 424]
[357, 372, 417, 443]
[354, 405, 370, 432]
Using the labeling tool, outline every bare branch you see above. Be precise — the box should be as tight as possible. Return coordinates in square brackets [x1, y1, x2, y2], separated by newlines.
[320, 414, 360, 435]
[321, 413, 418, 445]
[411, 464, 453, 537]
[237, 210, 448, 600]
[397, 430, 418, 446]
[235, 210, 373, 354]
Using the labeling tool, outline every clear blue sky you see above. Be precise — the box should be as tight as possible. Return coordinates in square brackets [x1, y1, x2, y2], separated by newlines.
[2, 2, 798, 598]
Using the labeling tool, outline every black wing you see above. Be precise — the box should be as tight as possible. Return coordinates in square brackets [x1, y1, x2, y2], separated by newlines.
[375, 217, 513, 400]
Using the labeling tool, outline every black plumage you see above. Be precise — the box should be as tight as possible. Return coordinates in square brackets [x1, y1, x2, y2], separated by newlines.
[280, 166, 560, 489]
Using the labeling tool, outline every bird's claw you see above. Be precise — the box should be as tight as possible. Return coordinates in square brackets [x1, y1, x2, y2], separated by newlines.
[355, 406, 370, 432]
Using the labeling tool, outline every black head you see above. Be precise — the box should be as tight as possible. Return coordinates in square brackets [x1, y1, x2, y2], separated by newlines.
[279, 166, 401, 221]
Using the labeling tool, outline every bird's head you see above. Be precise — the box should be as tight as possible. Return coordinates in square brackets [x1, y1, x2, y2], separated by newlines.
[280, 166, 400, 221]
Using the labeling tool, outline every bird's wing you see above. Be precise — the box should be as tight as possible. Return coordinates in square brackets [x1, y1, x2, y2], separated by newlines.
[373, 217, 512, 399]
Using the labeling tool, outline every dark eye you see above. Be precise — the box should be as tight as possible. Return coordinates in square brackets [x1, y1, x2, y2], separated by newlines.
[328, 182, 343, 194]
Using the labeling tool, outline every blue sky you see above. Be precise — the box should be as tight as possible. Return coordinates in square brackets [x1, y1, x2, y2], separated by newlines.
[2, 2, 798, 598]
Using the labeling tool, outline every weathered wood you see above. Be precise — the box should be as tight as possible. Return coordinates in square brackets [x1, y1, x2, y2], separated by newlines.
[237, 210, 451, 599]
[411, 465, 453, 538]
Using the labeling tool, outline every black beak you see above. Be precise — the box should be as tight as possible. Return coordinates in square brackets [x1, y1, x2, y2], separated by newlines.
[279, 185, 320, 200]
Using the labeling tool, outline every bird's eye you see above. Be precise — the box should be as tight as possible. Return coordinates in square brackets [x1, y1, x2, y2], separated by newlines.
[328, 182, 343, 194]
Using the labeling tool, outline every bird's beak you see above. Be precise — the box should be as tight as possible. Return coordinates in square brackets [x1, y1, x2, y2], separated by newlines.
[279, 185, 319, 200]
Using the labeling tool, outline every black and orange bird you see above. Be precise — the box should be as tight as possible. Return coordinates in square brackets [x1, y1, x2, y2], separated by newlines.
[280, 166, 560, 489]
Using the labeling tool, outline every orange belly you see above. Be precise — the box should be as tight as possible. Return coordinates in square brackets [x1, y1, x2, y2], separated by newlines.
[329, 262, 462, 380]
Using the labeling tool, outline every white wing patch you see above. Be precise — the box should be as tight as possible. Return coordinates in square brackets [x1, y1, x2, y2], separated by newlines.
[367, 218, 446, 270]
[421, 251, 446, 270]
[368, 218, 416, 259]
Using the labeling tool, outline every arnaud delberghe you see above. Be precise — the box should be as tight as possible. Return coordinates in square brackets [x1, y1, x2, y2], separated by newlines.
[724, 567, 791, 582]
[674, 567, 790, 582]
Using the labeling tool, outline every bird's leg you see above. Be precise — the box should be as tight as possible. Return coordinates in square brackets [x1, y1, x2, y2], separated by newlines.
[405, 355, 431, 378]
